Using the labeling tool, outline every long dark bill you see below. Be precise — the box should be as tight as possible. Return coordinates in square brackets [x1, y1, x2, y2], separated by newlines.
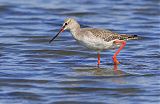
[49, 28, 64, 44]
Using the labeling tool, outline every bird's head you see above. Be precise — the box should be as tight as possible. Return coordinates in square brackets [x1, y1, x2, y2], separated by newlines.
[63, 18, 77, 30]
[49, 18, 77, 43]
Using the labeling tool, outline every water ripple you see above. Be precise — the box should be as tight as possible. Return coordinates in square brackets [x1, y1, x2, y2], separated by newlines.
[0, 0, 159, 104]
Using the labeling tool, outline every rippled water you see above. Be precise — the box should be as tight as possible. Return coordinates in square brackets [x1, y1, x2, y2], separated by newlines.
[0, 0, 160, 104]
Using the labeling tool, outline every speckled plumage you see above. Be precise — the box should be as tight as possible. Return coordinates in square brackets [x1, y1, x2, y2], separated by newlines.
[82, 28, 137, 42]
[50, 18, 138, 65]
[53, 18, 138, 51]
[61, 18, 137, 50]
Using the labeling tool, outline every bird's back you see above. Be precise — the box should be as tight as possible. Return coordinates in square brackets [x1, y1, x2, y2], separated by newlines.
[81, 28, 138, 42]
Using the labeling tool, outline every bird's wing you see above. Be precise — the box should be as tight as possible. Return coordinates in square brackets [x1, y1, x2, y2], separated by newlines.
[83, 28, 138, 42]
[83, 28, 119, 42]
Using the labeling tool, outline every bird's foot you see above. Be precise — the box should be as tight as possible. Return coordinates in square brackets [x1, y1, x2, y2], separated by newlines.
[112, 56, 120, 65]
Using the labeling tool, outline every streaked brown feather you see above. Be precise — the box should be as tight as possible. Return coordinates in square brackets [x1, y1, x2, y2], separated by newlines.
[82, 28, 138, 42]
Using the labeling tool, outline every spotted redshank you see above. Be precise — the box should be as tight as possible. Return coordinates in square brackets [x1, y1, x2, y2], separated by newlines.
[49, 18, 138, 66]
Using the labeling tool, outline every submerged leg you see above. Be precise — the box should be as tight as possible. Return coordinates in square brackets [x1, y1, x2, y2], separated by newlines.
[112, 40, 126, 65]
[113, 64, 118, 73]
[97, 52, 100, 67]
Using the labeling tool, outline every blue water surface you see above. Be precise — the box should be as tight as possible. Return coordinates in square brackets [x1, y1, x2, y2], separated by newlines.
[0, 0, 159, 104]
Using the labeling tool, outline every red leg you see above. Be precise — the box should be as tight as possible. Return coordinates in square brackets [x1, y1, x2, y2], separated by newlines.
[114, 64, 118, 73]
[97, 52, 100, 67]
[112, 40, 126, 65]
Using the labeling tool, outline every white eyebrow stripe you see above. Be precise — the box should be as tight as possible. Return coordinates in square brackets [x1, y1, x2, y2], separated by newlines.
[66, 19, 71, 23]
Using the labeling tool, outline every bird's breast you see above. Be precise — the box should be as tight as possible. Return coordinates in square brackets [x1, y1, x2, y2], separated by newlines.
[77, 36, 117, 51]
[70, 30, 120, 51]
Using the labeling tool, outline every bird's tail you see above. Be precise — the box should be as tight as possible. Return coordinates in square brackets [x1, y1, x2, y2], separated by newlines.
[119, 34, 139, 41]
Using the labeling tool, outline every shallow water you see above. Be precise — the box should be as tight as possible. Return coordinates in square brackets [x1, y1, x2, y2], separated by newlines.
[0, 0, 160, 104]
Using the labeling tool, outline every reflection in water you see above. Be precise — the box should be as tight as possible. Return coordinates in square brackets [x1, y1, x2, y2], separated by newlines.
[73, 64, 129, 77]
[72, 64, 130, 85]
[96, 64, 129, 75]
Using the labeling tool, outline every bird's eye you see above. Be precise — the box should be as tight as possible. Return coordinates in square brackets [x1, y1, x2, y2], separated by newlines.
[65, 23, 68, 25]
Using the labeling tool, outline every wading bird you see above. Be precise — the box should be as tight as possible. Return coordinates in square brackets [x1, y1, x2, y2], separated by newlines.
[49, 18, 138, 67]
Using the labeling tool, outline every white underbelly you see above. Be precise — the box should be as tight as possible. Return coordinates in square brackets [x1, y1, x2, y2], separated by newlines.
[77, 38, 118, 51]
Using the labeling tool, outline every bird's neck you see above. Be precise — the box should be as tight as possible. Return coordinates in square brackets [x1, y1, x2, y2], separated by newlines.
[70, 25, 80, 39]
